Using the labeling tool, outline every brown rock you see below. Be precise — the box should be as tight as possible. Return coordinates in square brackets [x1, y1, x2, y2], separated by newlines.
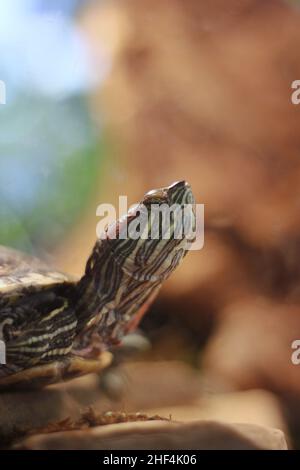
[0, 360, 288, 447]
[202, 297, 300, 394]
[15, 420, 288, 450]
[145, 389, 287, 435]
[0, 361, 202, 445]
[0, 387, 79, 446]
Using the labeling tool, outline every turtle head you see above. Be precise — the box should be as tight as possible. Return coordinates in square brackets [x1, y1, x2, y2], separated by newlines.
[105, 181, 196, 282]
[75, 181, 196, 343]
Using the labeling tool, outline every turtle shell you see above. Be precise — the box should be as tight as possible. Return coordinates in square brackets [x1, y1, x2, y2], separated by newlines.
[0, 246, 112, 390]
[0, 245, 72, 294]
[0, 351, 113, 391]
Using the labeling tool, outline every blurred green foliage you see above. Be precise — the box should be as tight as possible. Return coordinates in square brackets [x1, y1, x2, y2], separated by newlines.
[0, 93, 107, 253]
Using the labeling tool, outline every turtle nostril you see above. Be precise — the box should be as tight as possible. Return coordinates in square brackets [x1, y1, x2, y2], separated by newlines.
[167, 180, 194, 205]
[167, 181, 188, 191]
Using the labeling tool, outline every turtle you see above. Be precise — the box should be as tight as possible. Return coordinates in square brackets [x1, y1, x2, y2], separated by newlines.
[0, 181, 196, 390]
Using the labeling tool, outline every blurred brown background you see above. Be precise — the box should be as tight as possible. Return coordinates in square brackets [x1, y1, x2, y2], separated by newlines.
[54, 0, 300, 447]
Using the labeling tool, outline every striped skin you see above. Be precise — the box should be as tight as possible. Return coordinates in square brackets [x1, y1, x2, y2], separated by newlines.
[0, 181, 195, 386]
[0, 284, 77, 378]
[73, 181, 195, 354]
[0, 247, 78, 379]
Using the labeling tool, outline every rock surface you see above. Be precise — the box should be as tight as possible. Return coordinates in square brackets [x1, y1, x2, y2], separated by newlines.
[0, 361, 202, 444]
[15, 420, 287, 450]
[202, 298, 300, 393]
[0, 361, 288, 447]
